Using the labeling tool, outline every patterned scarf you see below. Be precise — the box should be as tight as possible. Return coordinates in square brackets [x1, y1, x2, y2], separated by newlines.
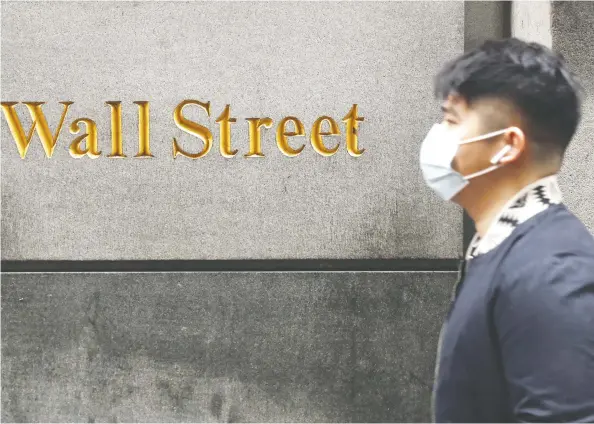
[466, 175, 563, 260]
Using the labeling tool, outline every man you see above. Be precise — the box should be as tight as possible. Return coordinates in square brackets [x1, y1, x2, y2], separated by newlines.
[421, 38, 594, 422]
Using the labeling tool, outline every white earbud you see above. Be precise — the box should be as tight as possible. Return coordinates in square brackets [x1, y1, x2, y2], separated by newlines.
[490, 145, 513, 165]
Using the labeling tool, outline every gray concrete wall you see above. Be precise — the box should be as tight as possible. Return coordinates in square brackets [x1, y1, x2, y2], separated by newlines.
[0, 2, 470, 421]
[1, 272, 454, 423]
[0, 1, 463, 261]
[551, 1, 594, 233]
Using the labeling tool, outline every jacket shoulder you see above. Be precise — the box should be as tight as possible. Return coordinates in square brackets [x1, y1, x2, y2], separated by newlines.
[503, 205, 594, 271]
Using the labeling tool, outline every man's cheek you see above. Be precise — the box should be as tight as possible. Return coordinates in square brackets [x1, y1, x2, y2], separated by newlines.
[453, 146, 474, 174]
[451, 154, 462, 173]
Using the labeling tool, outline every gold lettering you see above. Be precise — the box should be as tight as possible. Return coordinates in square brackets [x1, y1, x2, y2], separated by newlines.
[69, 118, 100, 158]
[0, 101, 72, 158]
[245, 118, 272, 158]
[343, 104, 365, 157]
[106, 101, 125, 158]
[172, 99, 213, 159]
[133, 101, 153, 158]
[311, 116, 340, 156]
[215, 104, 237, 158]
[276, 116, 305, 157]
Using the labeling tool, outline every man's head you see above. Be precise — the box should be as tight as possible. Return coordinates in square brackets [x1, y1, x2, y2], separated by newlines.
[430, 37, 582, 205]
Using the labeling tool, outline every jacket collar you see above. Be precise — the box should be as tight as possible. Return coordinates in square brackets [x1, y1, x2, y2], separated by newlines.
[466, 175, 563, 260]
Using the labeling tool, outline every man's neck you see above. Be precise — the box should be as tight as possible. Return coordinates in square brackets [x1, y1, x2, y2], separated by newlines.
[465, 185, 519, 237]
[460, 171, 554, 238]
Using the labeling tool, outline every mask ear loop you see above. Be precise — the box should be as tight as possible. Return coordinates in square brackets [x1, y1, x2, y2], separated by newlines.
[458, 128, 510, 145]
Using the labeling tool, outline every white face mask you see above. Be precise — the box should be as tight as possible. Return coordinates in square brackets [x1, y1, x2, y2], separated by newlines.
[419, 123, 513, 201]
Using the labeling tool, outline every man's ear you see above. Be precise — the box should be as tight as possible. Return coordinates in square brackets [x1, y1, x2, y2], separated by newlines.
[496, 127, 525, 164]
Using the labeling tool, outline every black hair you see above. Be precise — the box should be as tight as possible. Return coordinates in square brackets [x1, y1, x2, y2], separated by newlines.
[434, 37, 583, 159]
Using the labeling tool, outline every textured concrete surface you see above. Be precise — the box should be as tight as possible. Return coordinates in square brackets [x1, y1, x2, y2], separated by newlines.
[464, 1, 508, 50]
[1, 271, 456, 423]
[0, 1, 464, 260]
[550, 2, 594, 233]
[512, 1, 552, 48]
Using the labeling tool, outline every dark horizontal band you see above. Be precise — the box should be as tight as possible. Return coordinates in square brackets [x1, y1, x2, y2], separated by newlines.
[1, 258, 460, 273]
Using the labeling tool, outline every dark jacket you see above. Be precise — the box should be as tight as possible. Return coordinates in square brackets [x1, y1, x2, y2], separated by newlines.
[433, 204, 594, 422]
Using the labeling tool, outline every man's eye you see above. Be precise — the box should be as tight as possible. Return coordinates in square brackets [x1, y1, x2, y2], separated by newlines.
[442, 120, 457, 128]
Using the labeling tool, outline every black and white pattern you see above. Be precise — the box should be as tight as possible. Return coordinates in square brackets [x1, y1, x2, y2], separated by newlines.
[534, 185, 552, 205]
[499, 215, 520, 227]
[509, 193, 528, 209]
[466, 175, 563, 260]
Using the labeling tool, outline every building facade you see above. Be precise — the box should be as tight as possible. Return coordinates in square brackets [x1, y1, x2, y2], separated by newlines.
[1, 1, 593, 421]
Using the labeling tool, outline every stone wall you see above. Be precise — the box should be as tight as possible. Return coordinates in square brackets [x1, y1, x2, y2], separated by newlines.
[0, 1, 463, 261]
[1, 272, 453, 422]
[551, 1, 594, 233]
[1, 2, 466, 421]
